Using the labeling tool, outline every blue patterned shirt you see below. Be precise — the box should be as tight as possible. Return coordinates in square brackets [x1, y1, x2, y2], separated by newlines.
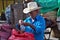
[16, 14, 46, 40]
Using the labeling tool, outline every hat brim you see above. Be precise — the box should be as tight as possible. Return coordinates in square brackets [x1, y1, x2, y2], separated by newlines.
[23, 7, 41, 14]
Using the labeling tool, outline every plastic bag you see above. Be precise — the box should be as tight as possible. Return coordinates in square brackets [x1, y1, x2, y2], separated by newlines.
[8, 29, 35, 40]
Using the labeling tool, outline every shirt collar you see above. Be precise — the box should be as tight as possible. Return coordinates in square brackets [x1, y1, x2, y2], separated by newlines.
[30, 16, 35, 22]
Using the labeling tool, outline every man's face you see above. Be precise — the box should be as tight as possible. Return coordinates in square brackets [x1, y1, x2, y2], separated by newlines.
[29, 9, 39, 19]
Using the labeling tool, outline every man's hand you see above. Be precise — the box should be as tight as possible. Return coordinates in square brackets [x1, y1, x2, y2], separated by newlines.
[19, 20, 24, 25]
[19, 20, 30, 26]
[19, 20, 36, 31]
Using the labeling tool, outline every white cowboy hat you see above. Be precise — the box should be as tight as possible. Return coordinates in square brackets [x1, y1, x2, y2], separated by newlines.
[23, 2, 41, 14]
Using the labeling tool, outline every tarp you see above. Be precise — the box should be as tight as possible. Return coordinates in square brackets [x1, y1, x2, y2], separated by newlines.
[34, 0, 58, 13]
[57, 8, 60, 17]
[58, 0, 60, 7]
[57, 0, 60, 17]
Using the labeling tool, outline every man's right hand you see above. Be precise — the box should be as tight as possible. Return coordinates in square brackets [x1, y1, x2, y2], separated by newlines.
[19, 20, 24, 25]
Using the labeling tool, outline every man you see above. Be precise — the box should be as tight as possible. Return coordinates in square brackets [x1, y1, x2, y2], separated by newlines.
[16, 2, 46, 40]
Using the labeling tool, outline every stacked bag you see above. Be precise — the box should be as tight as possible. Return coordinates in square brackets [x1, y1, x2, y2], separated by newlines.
[8, 29, 35, 40]
[0, 24, 12, 40]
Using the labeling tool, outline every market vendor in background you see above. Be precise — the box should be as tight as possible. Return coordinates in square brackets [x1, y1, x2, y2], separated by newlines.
[16, 2, 46, 40]
[1, 11, 6, 20]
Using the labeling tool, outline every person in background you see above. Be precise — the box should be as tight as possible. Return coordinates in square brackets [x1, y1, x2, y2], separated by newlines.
[16, 2, 46, 40]
[1, 12, 6, 20]
[5, 5, 11, 24]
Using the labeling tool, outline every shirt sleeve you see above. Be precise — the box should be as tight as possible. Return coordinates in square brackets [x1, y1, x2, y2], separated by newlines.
[34, 18, 46, 34]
